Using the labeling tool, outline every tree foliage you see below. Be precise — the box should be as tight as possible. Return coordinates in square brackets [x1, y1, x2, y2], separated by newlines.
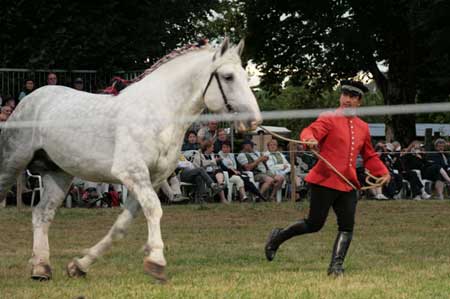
[1, 0, 219, 71]
[245, 0, 450, 144]
[256, 85, 385, 138]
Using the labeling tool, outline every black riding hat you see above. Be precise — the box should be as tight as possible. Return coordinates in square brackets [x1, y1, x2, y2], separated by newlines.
[340, 80, 369, 97]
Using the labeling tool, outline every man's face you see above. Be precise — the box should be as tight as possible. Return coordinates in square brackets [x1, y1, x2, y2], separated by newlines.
[1, 106, 13, 116]
[218, 131, 227, 141]
[188, 133, 197, 144]
[47, 74, 57, 85]
[25, 80, 34, 90]
[242, 144, 253, 152]
[435, 143, 446, 152]
[5, 100, 15, 109]
[74, 82, 83, 90]
[222, 144, 231, 153]
[339, 91, 361, 109]
[268, 140, 278, 152]
[208, 121, 218, 131]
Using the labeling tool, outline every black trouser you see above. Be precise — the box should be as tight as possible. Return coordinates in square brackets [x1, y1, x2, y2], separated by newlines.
[403, 171, 423, 196]
[383, 172, 403, 198]
[180, 168, 214, 199]
[422, 164, 443, 181]
[305, 184, 358, 233]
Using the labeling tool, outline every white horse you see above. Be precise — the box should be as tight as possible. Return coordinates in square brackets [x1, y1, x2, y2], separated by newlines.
[0, 38, 262, 282]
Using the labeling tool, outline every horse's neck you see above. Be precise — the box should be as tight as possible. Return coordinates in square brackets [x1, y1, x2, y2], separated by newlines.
[123, 50, 213, 135]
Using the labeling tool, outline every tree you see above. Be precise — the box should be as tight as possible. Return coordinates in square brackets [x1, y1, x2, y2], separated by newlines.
[1, 0, 219, 71]
[256, 84, 384, 138]
[245, 0, 450, 145]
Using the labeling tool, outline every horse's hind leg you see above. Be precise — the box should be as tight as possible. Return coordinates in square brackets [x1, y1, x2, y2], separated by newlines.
[0, 159, 29, 206]
[0, 131, 35, 206]
[67, 195, 141, 277]
[30, 171, 73, 280]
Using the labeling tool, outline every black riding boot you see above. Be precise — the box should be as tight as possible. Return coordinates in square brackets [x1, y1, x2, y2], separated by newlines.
[327, 231, 353, 277]
[265, 220, 309, 261]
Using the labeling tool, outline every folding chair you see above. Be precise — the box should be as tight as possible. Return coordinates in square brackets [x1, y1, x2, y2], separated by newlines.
[26, 170, 43, 207]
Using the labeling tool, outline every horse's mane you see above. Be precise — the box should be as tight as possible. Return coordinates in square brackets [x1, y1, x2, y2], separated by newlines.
[104, 40, 210, 95]
[133, 40, 210, 83]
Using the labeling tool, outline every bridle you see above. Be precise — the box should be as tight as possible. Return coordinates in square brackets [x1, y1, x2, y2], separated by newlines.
[202, 71, 234, 112]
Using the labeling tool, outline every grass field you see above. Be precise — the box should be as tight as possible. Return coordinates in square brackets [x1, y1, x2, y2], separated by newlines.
[1, 200, 450, 299]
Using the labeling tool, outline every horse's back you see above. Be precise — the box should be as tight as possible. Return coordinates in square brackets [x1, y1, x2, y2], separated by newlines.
[13, 86, 113, 120]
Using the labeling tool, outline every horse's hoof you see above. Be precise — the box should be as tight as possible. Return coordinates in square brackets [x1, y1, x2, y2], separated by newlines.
[31, 263, 52, 281]
[66, 260, 87, 278]
[144, 260, 168, 283]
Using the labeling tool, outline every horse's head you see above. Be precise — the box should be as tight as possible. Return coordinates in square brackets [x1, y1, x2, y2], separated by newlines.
[203, 38, 262, 132]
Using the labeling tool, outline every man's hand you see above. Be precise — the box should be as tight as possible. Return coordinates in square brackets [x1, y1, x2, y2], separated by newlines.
[303, 139, 318, 151]
[378, 173, 391, 185]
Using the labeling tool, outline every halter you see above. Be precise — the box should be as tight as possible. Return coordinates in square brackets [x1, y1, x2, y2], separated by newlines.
[202, 71, 234, 112]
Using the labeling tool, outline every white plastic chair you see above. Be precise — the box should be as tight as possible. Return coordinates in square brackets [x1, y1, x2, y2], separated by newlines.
[182, 150, 199, 162]
[223, 172, 235, 202]
[26, 170, 43, 207]
[412, 169, 432, 194]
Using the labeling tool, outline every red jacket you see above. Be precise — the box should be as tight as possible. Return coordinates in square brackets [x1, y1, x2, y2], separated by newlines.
[300, 108, 388, 192]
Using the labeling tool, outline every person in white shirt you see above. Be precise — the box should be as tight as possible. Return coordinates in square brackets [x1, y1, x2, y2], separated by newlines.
[193, 141, 228, 203]
[218, 141, 247, 201]
[263, 139, 287, 200]
[237, 139, 279, 201]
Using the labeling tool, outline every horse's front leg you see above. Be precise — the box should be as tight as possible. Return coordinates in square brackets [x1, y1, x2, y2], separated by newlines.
[68, 168, 167, 282]
[120, 173, 167, 282]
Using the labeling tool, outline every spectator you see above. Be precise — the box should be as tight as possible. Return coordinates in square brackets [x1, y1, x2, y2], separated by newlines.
[368, 142, 403, 200]
[193, 141, 228, 203]
[219, 141, 262, 201]
[0, 105, 13, 122]
[213, 128, 228, 153]
[427, 138, 450, 199]
[18, 78, 35, 101]
[3, 96, 16, 110]
[264, 139, 288, 197]
[197, 120, 218, 146]
[237, 139, 277, 201]
[400, 141, 433, 200]
[295, 144, 317, 172]
[47, 73, 58, 85]
[381, 143, 404, 199]
[177, 154, 222, 203]
[182, 131, 199, 151]
[392, 141, 402, 152]
[73, 77, 84, 91]
[160, 174, 188, 202]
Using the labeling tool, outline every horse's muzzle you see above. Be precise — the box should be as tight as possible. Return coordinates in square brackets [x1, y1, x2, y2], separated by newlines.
[237, 119, 261, 132]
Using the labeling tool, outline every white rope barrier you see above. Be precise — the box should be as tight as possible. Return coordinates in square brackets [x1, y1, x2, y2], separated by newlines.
[1, 102, 450, 130]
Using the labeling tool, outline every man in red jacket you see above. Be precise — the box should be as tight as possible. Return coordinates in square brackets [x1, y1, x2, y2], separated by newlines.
[265, 80, 390, 276]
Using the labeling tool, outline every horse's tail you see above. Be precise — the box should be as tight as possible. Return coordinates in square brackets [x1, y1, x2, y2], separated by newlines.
[0, 93, 41, 201]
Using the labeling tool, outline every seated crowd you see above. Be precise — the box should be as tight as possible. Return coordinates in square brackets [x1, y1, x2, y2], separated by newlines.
[0, 73, 85, 127]
[359, 138, 450, 200]
[2, 74, 450, 205]
[167, 120, 317, 204]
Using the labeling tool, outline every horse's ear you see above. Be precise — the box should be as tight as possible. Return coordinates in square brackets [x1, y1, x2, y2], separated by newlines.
[220, 37, 230, 56]
[235, 39, 245, 56]
[213, 37, 230, 61]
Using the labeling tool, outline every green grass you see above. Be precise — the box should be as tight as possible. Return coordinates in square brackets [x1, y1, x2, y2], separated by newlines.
[1, 200, 450, 299]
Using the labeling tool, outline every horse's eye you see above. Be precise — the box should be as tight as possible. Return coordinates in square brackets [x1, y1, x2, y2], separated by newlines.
[223, 74, 234, 82]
